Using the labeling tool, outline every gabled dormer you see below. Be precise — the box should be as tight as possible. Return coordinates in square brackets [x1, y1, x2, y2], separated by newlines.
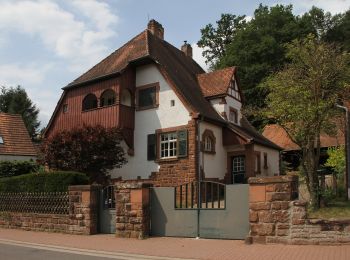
[197, 67, 243, 125]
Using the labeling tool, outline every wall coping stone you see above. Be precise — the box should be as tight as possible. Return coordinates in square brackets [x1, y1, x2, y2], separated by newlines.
[307, 218, 350, 225]
[293, 200, 307, 206]
[115, 182, 152, 189]
[248, 175, 298, 184]
[68, 184, 101, 191]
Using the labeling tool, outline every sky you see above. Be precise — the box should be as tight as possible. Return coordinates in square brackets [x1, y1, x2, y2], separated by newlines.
[0, 0, 349, 128]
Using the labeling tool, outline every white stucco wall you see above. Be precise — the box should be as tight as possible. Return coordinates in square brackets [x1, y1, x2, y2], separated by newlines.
[0, 155, 37, 161]
[209, 96, 242, 126]
[200, 121, 226, 180]
[110, 64, 191, 180]
[254, 144, 280, 176]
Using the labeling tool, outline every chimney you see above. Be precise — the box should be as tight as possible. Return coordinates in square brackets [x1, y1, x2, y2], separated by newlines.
[181, 41, 192, 58]
[147, 19, 164, 40]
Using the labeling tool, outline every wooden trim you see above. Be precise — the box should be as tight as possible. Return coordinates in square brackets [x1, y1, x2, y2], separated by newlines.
[264, 152, 268, 169]
[135, 82, 160, 111]
[220, 111, 227, 120]
[219, 97, 227, 104]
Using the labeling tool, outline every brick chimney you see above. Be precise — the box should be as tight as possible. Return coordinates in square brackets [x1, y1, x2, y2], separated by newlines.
[181, 41, 192, 58]
[147, 19, 164, 40]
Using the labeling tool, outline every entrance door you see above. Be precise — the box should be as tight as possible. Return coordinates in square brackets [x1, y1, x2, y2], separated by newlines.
[99, 186, 116, 234]
[232, 156, 245, 183]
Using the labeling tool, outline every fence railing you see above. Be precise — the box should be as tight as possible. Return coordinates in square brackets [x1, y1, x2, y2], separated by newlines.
[175, 181, 226, 209]
[0, 192, 69, 215]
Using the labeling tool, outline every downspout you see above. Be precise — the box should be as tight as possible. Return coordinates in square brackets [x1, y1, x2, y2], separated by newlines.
[196, 115, 203, 239]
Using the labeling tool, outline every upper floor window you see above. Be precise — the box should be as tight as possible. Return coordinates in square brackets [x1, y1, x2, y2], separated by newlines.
[228, 80, 241, 101]
[121, 89, 132, 107]
[229, 107, 238, 124]
[136, 83, 159, 110]
[82, 93, 98, 111]
[202, 129, 216, 153]
[100, 89, 116, 107]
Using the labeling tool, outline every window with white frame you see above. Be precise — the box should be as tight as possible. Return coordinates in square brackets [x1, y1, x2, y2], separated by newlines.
[160, 132, 177, 158]
[204, 136, 212, 152]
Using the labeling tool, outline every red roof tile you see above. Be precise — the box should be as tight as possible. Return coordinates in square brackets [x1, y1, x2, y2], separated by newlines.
[262, 124, 344, 151]
[197, 67, 236, 97]
[0, 113, 37, 156]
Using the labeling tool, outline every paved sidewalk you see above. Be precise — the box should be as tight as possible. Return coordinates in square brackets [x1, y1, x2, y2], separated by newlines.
[1, 229, 350, 260]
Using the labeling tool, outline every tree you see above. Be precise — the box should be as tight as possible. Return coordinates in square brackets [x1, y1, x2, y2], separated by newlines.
[325, 146, 346, 196]
[0, 86, 40, 137]
[264, 35, 350, 209]
[197, 13, 247, 68]
[40, 125, 127, 183]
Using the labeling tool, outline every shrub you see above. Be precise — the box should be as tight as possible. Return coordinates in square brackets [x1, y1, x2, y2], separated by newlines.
[0, 171, 89, 192]
[0, 160, 39, 178]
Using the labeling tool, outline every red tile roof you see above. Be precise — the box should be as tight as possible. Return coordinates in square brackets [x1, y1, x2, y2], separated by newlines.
[262, 124, 344, 151]
[0, 113, 37, 156]
[197, 67, 236, 97]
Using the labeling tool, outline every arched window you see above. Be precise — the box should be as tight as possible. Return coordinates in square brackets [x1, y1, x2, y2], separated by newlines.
[100, 89, 116, 107]
[120, 89, 132, 107]
[82, 93, 98, 111]
[202, 129, 216, 153]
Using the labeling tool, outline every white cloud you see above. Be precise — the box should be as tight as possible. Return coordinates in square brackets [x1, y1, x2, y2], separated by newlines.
[192, 43, 209, 72]
[0, 0, 118, 72]
[286, 0, 350, 14]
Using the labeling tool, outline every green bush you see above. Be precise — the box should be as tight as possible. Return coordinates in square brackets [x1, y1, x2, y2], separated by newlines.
[0, 160, 39, 178]
[0, 171, 89, 192]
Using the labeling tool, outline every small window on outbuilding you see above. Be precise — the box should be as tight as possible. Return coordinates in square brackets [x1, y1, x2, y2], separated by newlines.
[82, 93, 98, 111]
[264, 153, 268, 169]
[0, 136, 3, 144]
[100, 89, 116, 107]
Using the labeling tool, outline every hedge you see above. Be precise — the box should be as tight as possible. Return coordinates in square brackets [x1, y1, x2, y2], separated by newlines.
[0, 160, 39, 178]
[0, 171, 89, 192]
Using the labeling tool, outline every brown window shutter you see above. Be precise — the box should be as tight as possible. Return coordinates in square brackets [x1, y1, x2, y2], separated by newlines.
[177, 130, 188, 158]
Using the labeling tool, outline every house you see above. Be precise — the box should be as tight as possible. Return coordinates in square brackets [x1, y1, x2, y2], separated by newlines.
[45, 20, 281, 186]
[262, 124, 344, 170]
[0, 113, 37, 161]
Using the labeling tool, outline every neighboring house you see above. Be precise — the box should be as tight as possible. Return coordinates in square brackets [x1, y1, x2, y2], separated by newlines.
[45, 20, 281, 186]
[262, 124, 344, 170]
[0, 113, 37, 161]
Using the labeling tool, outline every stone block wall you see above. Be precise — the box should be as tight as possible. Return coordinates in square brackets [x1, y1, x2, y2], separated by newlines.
[248, 176, 350, 245]
[0, 185, 99, 235]
[115, 182, 151, 239]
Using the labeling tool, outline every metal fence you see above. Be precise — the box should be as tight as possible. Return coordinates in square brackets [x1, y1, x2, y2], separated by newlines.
[0, 192, 69, 215]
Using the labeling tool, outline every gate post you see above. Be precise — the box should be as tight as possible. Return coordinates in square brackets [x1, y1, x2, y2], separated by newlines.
[115, 182, 152, 239]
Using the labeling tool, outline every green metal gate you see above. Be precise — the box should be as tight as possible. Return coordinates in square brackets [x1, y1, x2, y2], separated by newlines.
[150, 181, 249, 239]
[99, 186, 116, 234]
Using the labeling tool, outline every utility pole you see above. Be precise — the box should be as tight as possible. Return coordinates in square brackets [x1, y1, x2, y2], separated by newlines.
[336, 104, 350, 200]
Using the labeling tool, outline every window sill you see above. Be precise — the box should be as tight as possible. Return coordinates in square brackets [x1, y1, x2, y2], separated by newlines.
[203, 150, 216, 155]
[156, 157, 180, 163]
[82, 104, 117, 113]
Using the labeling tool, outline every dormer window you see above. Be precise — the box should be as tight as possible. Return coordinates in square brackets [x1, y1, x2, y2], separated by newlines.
[0, 136, 3, 144]
[202, 129, 216, 154]
[228, 80, 241, 101]
[229, 107, 238, 124]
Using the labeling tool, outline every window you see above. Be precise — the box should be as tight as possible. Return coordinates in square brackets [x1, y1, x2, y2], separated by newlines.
[255, 152, 261, 174]
[170, 100, 175, 107]
[202, 129, 216, 153]
[148, 129, 187, 160]
[0, 136, 3, 144]
[63, 104, 68, 113]
[264, 153, 268, 169]
[82, 93, 98, 111]
[136, 83, 159, 110]
[229, 107, 238, 124]
[232, 156, 245, 183]
[160, 132, 177, 158]
[100, 89, 116, 107]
